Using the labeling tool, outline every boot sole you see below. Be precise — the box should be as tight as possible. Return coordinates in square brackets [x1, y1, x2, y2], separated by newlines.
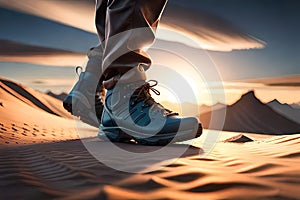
[98, 123, 202, 146]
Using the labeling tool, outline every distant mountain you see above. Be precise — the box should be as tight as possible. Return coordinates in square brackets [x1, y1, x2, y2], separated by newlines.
[200, 91, 300, 134]
[160, 101, 226, 117]
[46, 91, 68, 101]
[267, 99, 300, 124]
[200, 103, 226, 114]
[290, 102, 300, 109]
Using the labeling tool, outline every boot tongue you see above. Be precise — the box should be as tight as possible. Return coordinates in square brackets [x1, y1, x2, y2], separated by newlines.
[118, 65, 146, 84]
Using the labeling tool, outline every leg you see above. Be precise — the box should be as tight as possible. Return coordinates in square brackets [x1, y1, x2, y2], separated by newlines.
[85, 0, 108, 78]
[102, 0, 168, 80]
[95, 0, 108, 43]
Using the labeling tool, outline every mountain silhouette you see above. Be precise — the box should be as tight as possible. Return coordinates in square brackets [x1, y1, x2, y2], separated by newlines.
[267, 99, 300, 124]
[200, 91, 300, 134]
[290, 102, 300, 109]
[200, 103, 226, 114]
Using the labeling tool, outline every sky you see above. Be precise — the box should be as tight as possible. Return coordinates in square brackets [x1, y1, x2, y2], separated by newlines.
[0, 0, 299, 105]
[196, 0, 300, 79]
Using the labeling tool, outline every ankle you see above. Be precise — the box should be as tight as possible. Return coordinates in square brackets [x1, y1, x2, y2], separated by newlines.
[103, 66, 147, 90]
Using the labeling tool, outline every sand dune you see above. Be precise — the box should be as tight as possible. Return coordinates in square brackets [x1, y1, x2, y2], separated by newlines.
[46, 91, 68, 101]
[0, 77, 95, 146]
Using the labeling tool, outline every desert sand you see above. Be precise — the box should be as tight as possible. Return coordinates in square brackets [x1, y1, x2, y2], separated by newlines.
[1, 78, 300, 199]
[0, 77, 96, 146]
[1, 132, 300, 199]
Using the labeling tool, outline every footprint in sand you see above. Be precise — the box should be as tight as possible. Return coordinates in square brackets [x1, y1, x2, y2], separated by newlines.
[0, 123, 4, 126]
[33, 128, 39, 132]
[9, 137, 15, 141]
[0, 102, 4, 107]
[22, 127, 30, 131]
[1, 127, 7, 131]
[12, 127, 18, 131]
[32, 133, 37, 137]
[21, 133, 27, 136]
[13, 135, 21, 140]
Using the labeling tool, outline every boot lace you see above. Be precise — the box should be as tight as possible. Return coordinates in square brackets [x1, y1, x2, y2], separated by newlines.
[131, 80, 178, 116]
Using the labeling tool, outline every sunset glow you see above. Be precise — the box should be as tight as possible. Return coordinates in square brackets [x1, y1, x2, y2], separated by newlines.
[0, 53, 86, 67]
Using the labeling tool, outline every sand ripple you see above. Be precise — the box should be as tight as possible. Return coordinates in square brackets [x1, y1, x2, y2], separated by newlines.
[0, 132, 300, 199]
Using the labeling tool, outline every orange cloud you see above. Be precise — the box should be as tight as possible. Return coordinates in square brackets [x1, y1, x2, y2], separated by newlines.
[244, 75, 300, 87]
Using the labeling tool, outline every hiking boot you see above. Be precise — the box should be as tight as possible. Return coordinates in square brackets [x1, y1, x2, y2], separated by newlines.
[98, 66, 202, 145]
[63, 66, 104, 127]
[63, 45, 105, 127]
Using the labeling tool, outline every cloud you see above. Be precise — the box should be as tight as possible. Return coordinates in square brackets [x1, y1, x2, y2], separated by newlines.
[0, 0, 265, 52]
[30, 79, 75, 86]
[160, 2, 266, 51]
[0, 40, 85, 66]
[0, 0, 96, 33]
[31, 80, 46, 85]
[243, 75, 300, 87]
